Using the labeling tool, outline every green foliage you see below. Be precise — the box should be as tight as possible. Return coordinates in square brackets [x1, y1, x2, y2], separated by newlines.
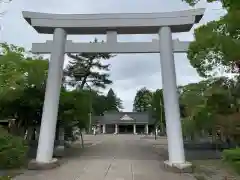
[180, 0, 240, 168]
[151, 89, 165, 130]
[182, 117, 196, 138]
[0, 44, 48, 135]
[180, 81, 215, 138]
[187, 17, 240, 77]
[180, 81, 209, 116]
[92, 93, 107, 115]
[0, 42, 123, 141]
[179, 77, 240, 140]
[183, 0, 240, 77]
[223, 148, 240, 161]
[104, 88, 123, 112]
[0, 176, 11, 180]
[0, 43, 48, 99]
[223, 148, 240, 174]
[0, 43, 26, 99]
[59, 90, 90, 129]
[133, 88, 167, 131]
[133, 87, 153, 112]
[0, 127, 28, 169]
[181, 104, 214, 139]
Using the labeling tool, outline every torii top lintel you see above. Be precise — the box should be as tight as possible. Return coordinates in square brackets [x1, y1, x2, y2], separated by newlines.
[22, 8, 205, 35]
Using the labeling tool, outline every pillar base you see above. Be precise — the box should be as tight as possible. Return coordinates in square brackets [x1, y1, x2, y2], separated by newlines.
[163, 160, 193, 173]
[28, 158, 60, 170]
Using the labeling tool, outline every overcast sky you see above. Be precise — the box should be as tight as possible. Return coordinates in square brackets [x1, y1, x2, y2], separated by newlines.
[1, 0, 225, 111]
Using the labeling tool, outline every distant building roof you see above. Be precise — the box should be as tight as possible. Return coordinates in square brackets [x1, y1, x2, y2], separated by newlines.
[93, 112, 155, 125]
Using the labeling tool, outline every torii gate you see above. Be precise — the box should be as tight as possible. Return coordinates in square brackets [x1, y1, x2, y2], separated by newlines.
[22, 8, 205, 170]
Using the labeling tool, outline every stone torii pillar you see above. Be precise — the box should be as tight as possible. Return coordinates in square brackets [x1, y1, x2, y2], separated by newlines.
[158, 27, 188, 168]
[28, 28, 67, 169]
[36, 28, 67, 165]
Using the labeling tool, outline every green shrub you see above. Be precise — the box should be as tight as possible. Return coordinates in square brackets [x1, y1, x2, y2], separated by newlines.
[0, 176, 11, 180]
[0, 126, 28, 169]
[222, 148, 240, 162]
[222, 148, 240, 174]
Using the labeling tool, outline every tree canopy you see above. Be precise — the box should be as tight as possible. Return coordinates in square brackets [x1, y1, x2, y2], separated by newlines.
[176, 0, 240, 144]
[182, 0, 240, 77]
[179, 76, 240, 141]
[133, 87, 153, 112]
[151, 89, 165, 131]
[0, 42, 122, 139]
[183, 0, 240, 9]
[104, 88, 123, 112]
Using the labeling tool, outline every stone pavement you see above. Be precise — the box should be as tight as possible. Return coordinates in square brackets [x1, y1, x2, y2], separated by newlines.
[15, 135, 195, 180]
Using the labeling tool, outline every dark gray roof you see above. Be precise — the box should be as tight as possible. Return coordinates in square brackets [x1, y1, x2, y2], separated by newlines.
[94, 112, 155, 125]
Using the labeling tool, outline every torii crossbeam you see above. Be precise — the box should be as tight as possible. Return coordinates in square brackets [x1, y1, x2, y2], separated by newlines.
[32, 39, 190, 54]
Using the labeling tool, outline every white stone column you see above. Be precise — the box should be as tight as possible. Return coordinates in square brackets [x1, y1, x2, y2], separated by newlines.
[145, 124, 149, 135]
[133, 124, 136, 134]
[36, 28, 67, 163]
[114, 124, 118, 134]
[102, 124, 106, 134]
[158, 27, 185, 165]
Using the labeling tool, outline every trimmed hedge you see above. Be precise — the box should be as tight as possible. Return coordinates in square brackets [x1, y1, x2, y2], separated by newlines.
[222, 148, 240, 174]
[0, 126, 28, 169]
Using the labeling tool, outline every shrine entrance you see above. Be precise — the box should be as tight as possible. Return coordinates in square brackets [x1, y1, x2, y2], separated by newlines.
[118, 125, 133, 134]
[23, 8, 205, 170]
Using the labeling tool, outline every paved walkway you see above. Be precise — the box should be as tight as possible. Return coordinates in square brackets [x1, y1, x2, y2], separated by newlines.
[15, 135, 195, 180]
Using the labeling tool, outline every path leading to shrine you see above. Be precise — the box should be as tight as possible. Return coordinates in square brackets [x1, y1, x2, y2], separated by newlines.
[15, 135, 195, 180]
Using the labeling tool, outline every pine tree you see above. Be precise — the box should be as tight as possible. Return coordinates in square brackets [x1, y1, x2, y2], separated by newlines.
[105, 88, 123, 112]
[64, 38, 114, 90]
